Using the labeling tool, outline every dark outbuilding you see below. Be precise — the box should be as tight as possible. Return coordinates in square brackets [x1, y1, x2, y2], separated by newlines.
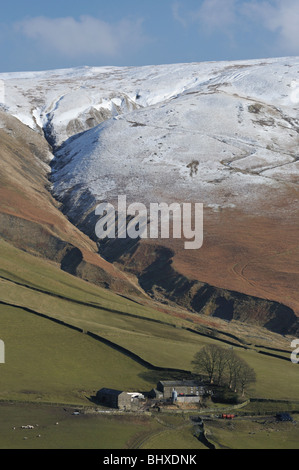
[96, 388, 132, 411]
[276, 413, 293, 422]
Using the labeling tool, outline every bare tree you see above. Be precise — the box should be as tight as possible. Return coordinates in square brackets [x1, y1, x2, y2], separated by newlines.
[215, 348, 230, 385]
[237, 360, 256, 397]
[192, 345, 256, 396]
[192, 345, 225, 384]
[226, 350, 242, 391]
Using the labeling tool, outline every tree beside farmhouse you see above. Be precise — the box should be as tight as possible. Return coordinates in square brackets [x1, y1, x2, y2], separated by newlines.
[192, 345, 256, 397]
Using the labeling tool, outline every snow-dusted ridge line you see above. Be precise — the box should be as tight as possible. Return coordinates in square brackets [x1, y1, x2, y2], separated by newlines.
[1, 57, 299, 227]
[1, 56, 298, 146]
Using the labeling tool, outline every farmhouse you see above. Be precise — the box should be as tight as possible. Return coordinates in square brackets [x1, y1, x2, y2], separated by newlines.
[96, 388, 144, 411]
[157, 380, 206, 401]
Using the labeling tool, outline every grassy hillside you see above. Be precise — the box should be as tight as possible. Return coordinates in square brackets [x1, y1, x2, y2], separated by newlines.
[0, 304, 155, 404]
[1, 238, 298, 405]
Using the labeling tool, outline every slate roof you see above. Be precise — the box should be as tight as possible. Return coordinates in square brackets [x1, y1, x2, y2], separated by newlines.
[159, 380, 201, 387]
[97, 388, 124, 396]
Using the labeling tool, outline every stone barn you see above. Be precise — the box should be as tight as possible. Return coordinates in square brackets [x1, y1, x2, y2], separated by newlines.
[96, 388, 144, 411]
[96, 388, 132, 411]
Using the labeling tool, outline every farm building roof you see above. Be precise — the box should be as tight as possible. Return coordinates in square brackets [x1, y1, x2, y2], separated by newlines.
[97, 388, 124, 396]
[276, 413, 293, 422]
[159, 380, 201, 387]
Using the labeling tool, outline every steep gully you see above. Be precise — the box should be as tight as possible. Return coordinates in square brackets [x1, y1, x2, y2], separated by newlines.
[41, 97, 299, 338]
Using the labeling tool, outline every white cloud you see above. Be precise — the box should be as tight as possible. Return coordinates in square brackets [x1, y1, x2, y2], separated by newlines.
[243, 0, 299, 53]
[172, 0, 238, 34]
[15, 15, 147, 58]
[194, 0, 238, 33]
[172, 2, 188, 28]
[172, 0, 299, 55]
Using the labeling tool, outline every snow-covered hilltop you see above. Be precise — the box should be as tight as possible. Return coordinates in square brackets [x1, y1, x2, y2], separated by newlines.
[1, 57, 299, 224]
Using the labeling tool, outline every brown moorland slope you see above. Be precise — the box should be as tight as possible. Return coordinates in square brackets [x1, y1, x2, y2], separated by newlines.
[0, 111, 142, 297]
[96, 203, 299, 336]
[172, 207, 299, 318]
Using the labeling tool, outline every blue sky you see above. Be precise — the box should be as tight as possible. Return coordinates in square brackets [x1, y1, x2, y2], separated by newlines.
[0, 0, 299, 72]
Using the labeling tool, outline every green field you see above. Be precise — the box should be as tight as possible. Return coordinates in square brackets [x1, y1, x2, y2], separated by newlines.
[140, 427, 207, 450]
[206, 417, 299, 449]
[0, 304, 157, 404]
[0, 403, 208, 450]
[0, 403, 157, 449]
[1, 402, 298, 449]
